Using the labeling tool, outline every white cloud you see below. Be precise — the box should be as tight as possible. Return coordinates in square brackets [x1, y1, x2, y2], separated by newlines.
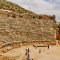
[7, 0, 60, 22]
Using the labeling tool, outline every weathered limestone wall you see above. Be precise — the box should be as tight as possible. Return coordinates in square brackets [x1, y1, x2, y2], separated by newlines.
[56, 26, 60, 40]
[0, 10, 56, 43]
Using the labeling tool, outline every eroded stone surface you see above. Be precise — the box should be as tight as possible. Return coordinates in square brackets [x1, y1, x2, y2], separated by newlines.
[0, 10, 56, 47]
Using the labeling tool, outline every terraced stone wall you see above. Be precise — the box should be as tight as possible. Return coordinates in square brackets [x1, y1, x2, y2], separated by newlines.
[0, 10, 56, 43]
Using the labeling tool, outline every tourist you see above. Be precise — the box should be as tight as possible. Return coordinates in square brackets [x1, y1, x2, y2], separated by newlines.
[28, 48, 29, 52]
[27, 52, 30, 60]
[48, 44, 49, 49]
[39, 48, 41, 53]
[25, 49, 28, 55]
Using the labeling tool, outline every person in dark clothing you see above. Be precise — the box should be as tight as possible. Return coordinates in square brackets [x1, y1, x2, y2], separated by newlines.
[48, 45, 49, 49]
[28, 48, 29, 52]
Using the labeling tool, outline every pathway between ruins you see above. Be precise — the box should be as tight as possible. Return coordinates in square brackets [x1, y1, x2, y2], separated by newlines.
[0, 45, 60, 60]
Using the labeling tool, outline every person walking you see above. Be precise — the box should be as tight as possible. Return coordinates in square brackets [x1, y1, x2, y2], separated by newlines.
[48, 44, 49, 49]
[27, 52, 30, 60]
[28, 48, 29, 52]
[25, 49, 28, 55]
[39, 48, 41, 53]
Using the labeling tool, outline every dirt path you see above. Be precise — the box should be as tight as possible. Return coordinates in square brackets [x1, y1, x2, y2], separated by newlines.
[0, 45, 60, 60]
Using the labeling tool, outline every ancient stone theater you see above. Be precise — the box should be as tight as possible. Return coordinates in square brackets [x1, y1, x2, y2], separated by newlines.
[0, 10, 56, 44]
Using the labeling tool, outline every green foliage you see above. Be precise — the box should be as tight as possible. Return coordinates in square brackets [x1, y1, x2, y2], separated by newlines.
[0, 0, 31, 13]
[58, 23, 60, 28]
[56, 22, 60, 28]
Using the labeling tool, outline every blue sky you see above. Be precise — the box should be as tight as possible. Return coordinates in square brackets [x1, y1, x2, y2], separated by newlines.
[7, 0, 60, 22]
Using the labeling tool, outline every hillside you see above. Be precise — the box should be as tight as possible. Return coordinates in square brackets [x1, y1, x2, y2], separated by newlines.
[0, 0, 56, 45]
[0, 0, 32, 13]
[0, 10, 56, 45]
